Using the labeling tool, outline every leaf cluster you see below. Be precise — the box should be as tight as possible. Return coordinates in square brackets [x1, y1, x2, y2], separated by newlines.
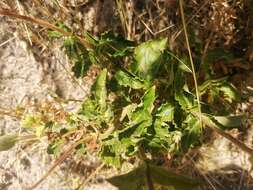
[2, 28, 245, 190]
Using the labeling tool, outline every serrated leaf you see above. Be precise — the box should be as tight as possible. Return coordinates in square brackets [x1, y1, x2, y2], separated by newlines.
[100, 144, 121, 167]
[133, 38, 167, 81]
[149, 164, 199, 190]
[153, 103, 175, 141]
[175, 91, 195, 110]
[79, 99, 98, 121]
[213, 115, 245, 128]
[0, 134, 18, 151]
[192, 112, 243, 131]
[198, 77, 227, 95]
[120, 104, 137, 121]
[93, 69, 107, 107]
[115, 70, 146, 89]
[156, 103, 175, 123]
[100, 135, 131, 167]
[107, 163, 147, 190]
[181, 115, 201, 151]
[97, 31, 135, 57]
[122, 87, 156, 140]
[218, 82, 241, 102]
[129, 110, 153, 131]
[198, 78, 240, 105]
[63, 36, 91, 78]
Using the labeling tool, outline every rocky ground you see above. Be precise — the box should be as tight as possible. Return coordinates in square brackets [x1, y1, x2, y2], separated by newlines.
[0, 17, 116, 190]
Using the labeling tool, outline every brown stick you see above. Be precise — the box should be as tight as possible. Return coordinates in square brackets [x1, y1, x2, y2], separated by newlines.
[26, 136, 93, 190]
[0, 9, 92, 49]
[75, 163, 105, 190]
[26, 141, 80, 190]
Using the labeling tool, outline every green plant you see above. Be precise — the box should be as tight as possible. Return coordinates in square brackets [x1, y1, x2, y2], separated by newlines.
[17, 33, 246, 189]
[0, 8, 250, 190]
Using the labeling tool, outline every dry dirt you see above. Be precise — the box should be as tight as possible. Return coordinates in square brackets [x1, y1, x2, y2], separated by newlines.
[0, 17, 115, 190]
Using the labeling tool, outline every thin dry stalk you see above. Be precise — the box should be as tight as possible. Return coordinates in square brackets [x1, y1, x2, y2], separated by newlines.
[75, 163, 105, 190]
[179, 0, 203, 127]
[0, 9, 92, 49]
[26, 137, 92, 190]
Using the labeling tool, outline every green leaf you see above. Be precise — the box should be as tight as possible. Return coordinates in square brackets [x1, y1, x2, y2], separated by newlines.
[79, 99, 98, 121]
[100, 137, 122, 167]
[48, 22, 70, 39]
[0, 134, 18, 151]
[155, 103, 175, 123]
[129, 110, 153, 132]
[93, 69, 107, 107]
[107, 163, 199, 190]
[192, 112, 244, 131]
[79, 98, 113, 127]
[120, 87, 156, 141]
[133, 38, 167, 81]
[100, 144, 121, 167]
[115, 70, 146, 89]
[47, 139, 65, 155]
[149, 164, 199, 190]
[71, 58, 91, 78]
[153, 103, 175, 143]
[96, 31, 135, 57]
[198, 77, 226, 93]
[174, 71, 186, 91]
[175, 91, 195, 110]
[120, 104, 138, 121]
[213, 115, 245, 128]
[142, 86, 156, 113]
[21, 114, 43, 128]
[167, 51, 192, 73]
[63, 36, 92, 78]
[107, 163, 147, 190]
[63, 37, 79, 59]
[218, 82, 241, 102]
[78, 69, 113, 127]
[181, 115, 202, 151]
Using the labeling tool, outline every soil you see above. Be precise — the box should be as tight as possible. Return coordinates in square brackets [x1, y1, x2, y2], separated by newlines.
[0, 17, 115, 190]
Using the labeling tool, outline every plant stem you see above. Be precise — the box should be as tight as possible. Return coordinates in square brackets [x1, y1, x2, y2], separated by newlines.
[179, 0, 203, 127]
[0, 9, 92, 49]
[146, 163, 155, 190]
